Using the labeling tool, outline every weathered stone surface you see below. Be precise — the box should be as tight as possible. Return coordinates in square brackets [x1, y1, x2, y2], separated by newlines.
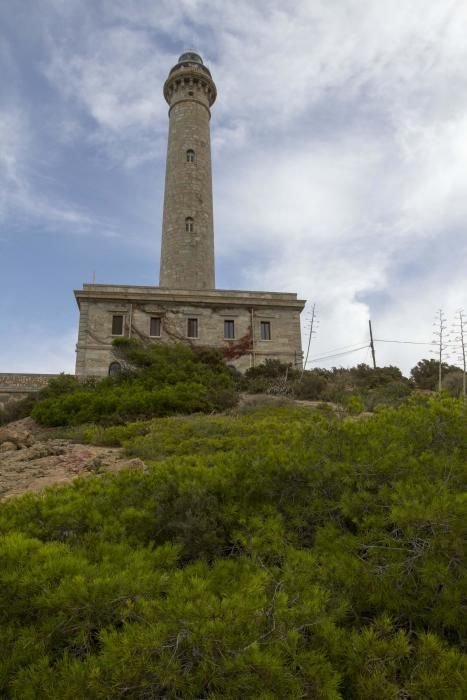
[160, 53, 216, 290]
[0, 426, 34, 449]
[73, 52, 306, 378]
[0, 441, 18, 452]
[0, 375, 57, 411]
[0, 425, 149, 501]
[74, 285, 305, 375]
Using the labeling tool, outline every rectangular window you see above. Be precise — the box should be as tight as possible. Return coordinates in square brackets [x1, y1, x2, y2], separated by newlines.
[187, 318, 198, 338]
[260, 321, 271, 341]
[111, 315, 124, 336]
[224, 319, 235, 339]
[150, 317, 161, 337]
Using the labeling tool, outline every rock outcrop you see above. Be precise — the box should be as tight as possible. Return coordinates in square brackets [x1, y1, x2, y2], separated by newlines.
[0, 418, 148, 501]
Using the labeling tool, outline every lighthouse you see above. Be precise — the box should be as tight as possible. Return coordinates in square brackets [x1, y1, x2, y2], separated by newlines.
[74, 51, 305, 376]
[160, 52, 216, 290]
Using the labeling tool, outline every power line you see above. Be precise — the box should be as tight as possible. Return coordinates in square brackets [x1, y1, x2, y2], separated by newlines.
[304, 333, 461, 368]
[374, 338, 456, 346]
[308, 345, 369, 364]
[307, 340, 368, 355]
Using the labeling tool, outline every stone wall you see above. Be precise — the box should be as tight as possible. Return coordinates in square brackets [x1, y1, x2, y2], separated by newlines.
[0, 373, 58, 411]
[74, 284, 305, 377]
[160, 58, 216, 289]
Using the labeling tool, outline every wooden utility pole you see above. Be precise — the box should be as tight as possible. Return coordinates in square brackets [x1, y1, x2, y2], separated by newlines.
[301, 304, 317, 379]
[369, 320, 377, 369]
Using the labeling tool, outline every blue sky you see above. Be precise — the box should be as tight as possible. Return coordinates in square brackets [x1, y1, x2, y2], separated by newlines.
[1, 0, 466, 375]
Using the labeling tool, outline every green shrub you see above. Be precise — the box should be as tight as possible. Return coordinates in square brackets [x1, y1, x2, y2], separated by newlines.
[0, 395, 38, 425]
[292, 370, 327, 400]
[37, 374, 82, 399]
[1, 398, 466, 696]
[2, 398, 467, 695]
[410, 358, 461, 390]
[31, 340, 238, 426]
[364, 380, 413, 410]
[442, 371, 465, 398]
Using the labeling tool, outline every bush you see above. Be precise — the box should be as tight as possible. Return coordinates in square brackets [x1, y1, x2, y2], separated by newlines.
[410, 358, 460, 390]
[363, 380, 413, 410]
[0, 395, 38, 426]
[292, 370, 327, 400]
[0, 398, 466, 697]
[31, 340, 238, 426]
[442, 371, 465, 398]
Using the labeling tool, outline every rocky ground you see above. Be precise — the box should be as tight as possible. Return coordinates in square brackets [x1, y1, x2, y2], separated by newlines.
[0, 398, 352, 501]
[0, 418, 146, 501]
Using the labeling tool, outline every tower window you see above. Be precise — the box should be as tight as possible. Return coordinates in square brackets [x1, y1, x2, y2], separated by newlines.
[186, 149, 195, 162]
[111, 315, 124, 336]
[260, 321, 271, 341]
[185, 217, 194, 233]
[224, 320, 235, 339]
[150, 317, 161, 337]
[187, 318, 198, 338]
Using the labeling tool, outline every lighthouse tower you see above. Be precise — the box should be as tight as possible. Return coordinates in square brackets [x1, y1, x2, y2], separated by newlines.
[159, 52, 217, 290]
[74, 51, 305, 377]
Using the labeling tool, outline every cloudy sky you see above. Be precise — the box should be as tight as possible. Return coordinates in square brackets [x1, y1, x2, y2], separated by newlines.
[1, 0, 466, 375]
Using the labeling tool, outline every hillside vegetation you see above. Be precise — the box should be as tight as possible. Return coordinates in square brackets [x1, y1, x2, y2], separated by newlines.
[30, 340, 238, 426]
[2, 338, 464, 428]
[1, 394, 466, 698]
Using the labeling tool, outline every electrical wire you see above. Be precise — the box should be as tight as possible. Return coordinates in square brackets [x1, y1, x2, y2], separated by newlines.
[307, 345, 369, 364]
[375, 338, 457, 346]
[303, 340, 368, 357]
[304, 336, 460, 368]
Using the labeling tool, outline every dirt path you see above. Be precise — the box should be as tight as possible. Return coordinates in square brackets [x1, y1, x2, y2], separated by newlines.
[0, 418, 146, 501]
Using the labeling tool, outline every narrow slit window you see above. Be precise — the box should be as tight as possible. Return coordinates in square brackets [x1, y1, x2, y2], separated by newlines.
[186, 149, 195, 162]
[111, 315, 124, 336]
[185, 217, 194, 233]
[150, 317, 161, 337]
[187, 318, 198, 338]
[260, 321, 271, 341]
[224, 320, 235, 339]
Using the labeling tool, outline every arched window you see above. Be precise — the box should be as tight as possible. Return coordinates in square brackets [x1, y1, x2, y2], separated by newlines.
[186, 149, 195, 162]
[185, 217, 194, 233]
[108, 361, 122, 377]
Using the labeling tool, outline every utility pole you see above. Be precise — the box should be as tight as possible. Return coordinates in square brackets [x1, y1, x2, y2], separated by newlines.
[368, 320, 377, 369]
[300, 304, 317, 379]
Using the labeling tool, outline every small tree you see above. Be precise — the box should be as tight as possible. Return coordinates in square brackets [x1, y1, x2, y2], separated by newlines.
[410, 358, 459, 391]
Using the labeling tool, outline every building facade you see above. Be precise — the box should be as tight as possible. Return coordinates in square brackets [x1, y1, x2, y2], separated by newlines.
[74, 52, 305, 376]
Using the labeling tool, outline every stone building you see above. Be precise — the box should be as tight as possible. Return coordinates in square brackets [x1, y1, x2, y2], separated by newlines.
[74, 52, 305, 376]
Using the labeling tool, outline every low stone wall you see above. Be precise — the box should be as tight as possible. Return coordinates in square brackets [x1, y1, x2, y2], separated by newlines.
[0, 374, 58, 410]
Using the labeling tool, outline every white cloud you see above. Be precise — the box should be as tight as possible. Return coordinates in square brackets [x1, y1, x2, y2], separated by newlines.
[2, 0, 467, 375]
[0, 106, 119, 235]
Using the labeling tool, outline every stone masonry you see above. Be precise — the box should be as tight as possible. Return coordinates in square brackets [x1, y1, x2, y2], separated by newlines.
[160, 52, 216, 289]
[0, 373, 58, 412]
[74, 52, 305, 377]
[75, 285, 304, 375]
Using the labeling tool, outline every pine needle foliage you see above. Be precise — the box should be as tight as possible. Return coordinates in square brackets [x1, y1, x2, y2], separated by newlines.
[1, 397, 466, 697]
[31, 340, 238, 426]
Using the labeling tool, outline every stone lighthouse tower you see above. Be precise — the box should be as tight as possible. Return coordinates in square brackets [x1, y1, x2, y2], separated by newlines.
[159, 51, 217, 289]
[73, 51, 305, 377]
